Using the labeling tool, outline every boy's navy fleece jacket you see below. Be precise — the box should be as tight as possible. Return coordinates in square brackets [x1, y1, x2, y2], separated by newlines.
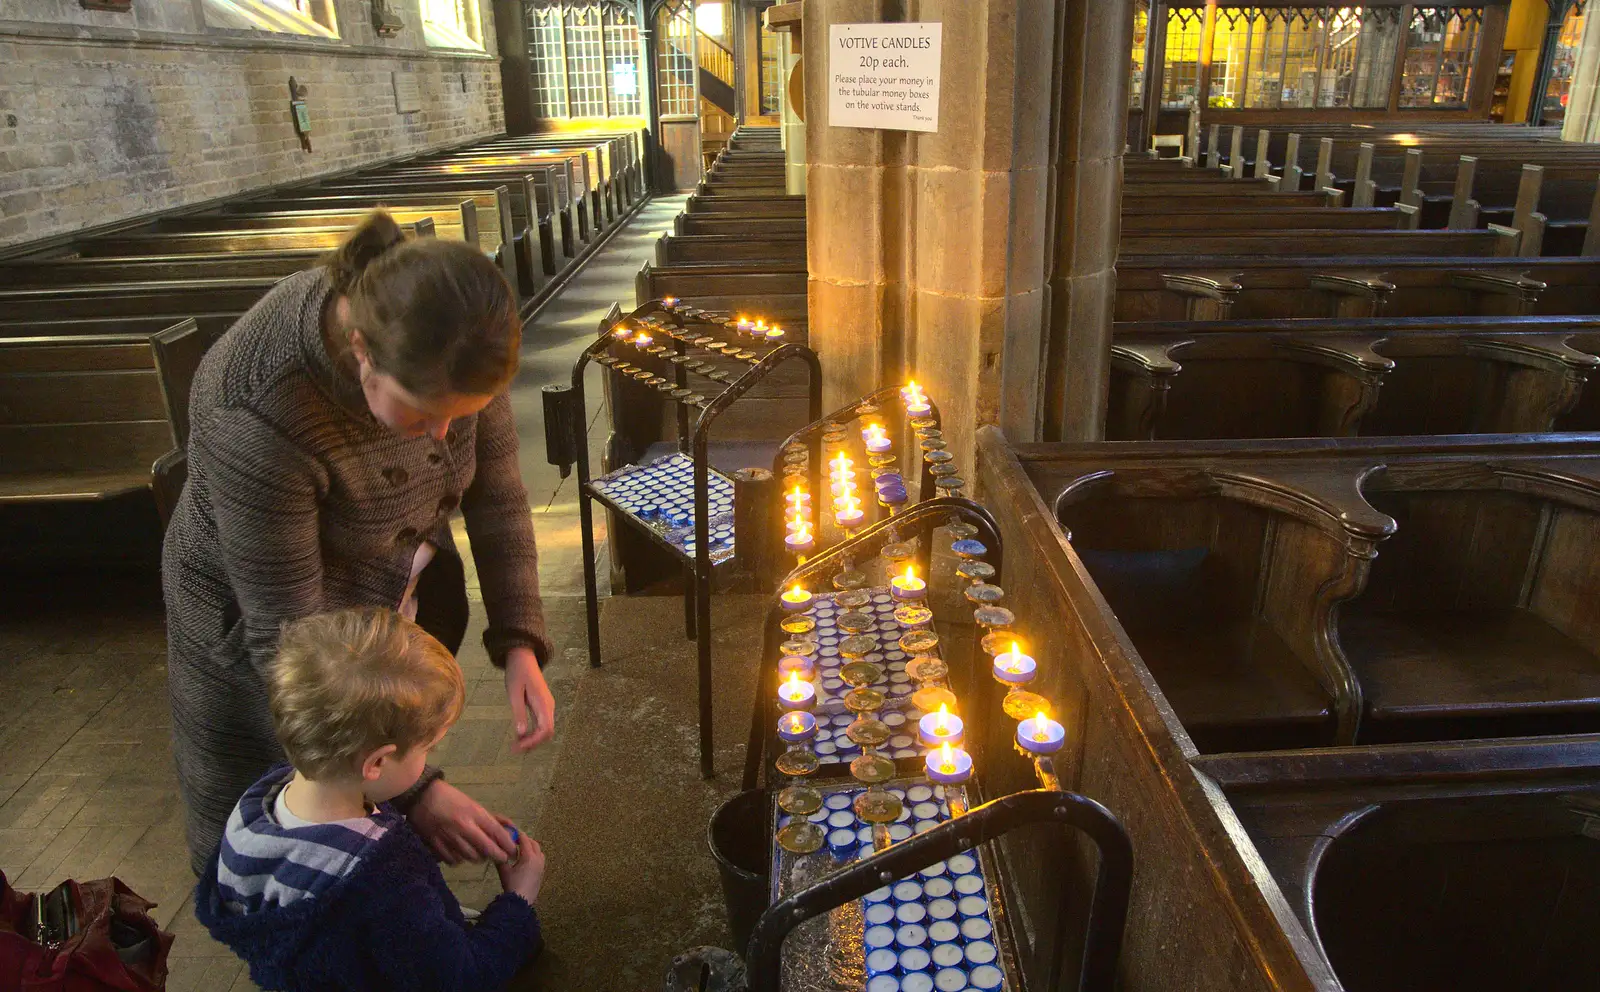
[194, 817, 539, 992]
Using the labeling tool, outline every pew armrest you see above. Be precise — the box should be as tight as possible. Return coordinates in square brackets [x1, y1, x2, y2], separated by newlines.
[1449, 269, 1548, 316]
[1275, 336, 1394, 377]
[1161, 272, 1242, 320]
[1108, 340, 1189, 440]
[1309, 272, 1395, 318]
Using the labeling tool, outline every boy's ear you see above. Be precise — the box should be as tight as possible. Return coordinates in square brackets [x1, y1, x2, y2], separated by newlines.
[361, 743, 399, 782]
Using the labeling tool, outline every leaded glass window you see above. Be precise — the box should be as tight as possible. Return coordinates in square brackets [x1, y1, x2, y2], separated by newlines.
[525, 1, 646, 119]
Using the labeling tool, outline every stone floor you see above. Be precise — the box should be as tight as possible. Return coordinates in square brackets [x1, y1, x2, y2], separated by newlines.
[0, 195, 773, 990]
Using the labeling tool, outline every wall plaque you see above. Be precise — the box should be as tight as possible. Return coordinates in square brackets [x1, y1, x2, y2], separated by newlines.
[393, 71, 422, 113]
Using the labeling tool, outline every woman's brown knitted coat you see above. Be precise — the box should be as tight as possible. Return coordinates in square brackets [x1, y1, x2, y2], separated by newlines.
[162, 268, 549, 873]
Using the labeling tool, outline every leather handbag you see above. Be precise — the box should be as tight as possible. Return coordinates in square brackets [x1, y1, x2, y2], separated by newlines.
[0, 871, 173, 991]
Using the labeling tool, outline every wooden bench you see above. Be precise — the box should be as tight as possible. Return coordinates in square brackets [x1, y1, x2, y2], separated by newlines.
[0, 329, 178, 503]
[1117, 256, 1600, 321]
[1107, 316, 1600, 441]
[654, 234, 805, 266]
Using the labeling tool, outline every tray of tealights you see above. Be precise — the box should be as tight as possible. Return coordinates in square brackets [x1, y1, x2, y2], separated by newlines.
[587, 452, 738, 562]
[770, 778, 1017, 992]
[776, 585, 947, 765]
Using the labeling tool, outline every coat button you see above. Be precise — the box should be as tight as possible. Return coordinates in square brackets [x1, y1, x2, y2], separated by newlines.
[395, 527, 419, 545]
[383, 467, 409, 486]
[438, 494, 459, 513]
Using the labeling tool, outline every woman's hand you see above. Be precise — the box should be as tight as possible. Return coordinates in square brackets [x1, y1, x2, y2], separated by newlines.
[505, 646, 555, 753]
[408, 781, 518, 865]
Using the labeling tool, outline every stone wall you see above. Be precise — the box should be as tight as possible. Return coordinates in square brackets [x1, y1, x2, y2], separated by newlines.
[0, 0, 504, 248]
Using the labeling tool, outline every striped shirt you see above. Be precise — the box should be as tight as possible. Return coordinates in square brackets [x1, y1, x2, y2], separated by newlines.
[216, 765, 396, 915]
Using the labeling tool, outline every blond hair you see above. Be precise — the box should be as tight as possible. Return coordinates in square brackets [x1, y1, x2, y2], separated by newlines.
[269, 609, 465, 780]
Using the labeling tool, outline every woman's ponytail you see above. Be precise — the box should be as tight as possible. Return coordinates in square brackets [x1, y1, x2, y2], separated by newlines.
[324, 211, 407, 296]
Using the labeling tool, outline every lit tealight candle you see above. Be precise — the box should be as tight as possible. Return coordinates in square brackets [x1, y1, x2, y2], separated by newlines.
[925, 742, 972, 785]
[777, 709, 818, 744]
[906, 393, 932, 417]
[1016, 710, 1065, 754]
[891, 565, 927, 601]
[780, 583, 815, 612]
[754, 319, 767, 336]
[835, 496, 865, 529]
[737, 317, 753, 333]
[900, 379, 922, 401]
[765, 325, 785, 341]
[779, 670, 817, 710]
[662, 296, 679, 308]
[634, 332, 652, 347]
[918, 704, 964, 747]
[785, 487, 812, 512]
[612, 323, 632, 338]
[863, 423, 893, 454]
[992, 641, 1037, 685]
[784, 525, 815, 556]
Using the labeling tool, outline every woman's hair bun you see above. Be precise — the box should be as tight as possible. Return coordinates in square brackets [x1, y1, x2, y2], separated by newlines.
[325, 211, 407, 295]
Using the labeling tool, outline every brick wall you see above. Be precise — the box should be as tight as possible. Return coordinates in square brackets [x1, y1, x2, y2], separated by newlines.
[0, 1, 506, 249]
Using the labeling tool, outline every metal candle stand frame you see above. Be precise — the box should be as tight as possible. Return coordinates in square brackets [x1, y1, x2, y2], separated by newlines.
[766, 386, 945, 577]
[560, 298, 822, 779]
[738, 497, 1134, 992]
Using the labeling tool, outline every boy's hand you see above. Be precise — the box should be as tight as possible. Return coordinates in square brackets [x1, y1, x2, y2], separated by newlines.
[496, 833, 545, 906]
[409, 781, 519, 864]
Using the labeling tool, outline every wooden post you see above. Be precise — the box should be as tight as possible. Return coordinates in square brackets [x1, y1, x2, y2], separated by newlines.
[1253, 128, 1271, 179]
[1583, 175, 1600, 256]
[1184, 109, 1201, 166]
[1314, 137, 1334, 191]
[1512, 164, 1546, 240]
[1283, 133, 1303, 191]
[1447, 155, 1479, 229]
[1229, 126, 1244, 179]
[1352, 143, 1375, 207]
[1399, 149, 1424, 208]
[1206, 123, 1221, 170]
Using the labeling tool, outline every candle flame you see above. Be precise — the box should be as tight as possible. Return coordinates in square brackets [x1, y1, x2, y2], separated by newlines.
[784, 671, 803, 696]
[934, 703, 948, 733]
[788, 713, 805, 732]
[938, 742, 955, 774]
[1033, 711, 1051, 742]
[789, 583, 805, 598]
[904, 565, 916, 582]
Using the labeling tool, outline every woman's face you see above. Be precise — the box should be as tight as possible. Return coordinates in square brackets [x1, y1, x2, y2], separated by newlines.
[339, 314, 494, 439]
[361, 367, 493, 440]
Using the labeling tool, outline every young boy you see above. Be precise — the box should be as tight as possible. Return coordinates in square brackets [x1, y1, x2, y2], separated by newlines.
[194, 608, 544, 992]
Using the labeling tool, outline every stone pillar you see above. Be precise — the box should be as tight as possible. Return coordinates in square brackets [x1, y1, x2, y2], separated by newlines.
[1042, 0, 1134, 440]
[1563, 4, 1600, 141]
[805, 0, 1103, 470]
[769, 7, 808, 195]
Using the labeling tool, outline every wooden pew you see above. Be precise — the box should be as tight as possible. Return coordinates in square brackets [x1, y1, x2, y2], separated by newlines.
[0, 330, 175, 503]
[684, 193, 807, 218]
[145, 205, 519, 303]
[655, 234, 805, 266]
[1117, 256, 1600, 321]
[1107, 316, 1600, 441]
[674, 215, 807, 237]
[974, 428, 1600, 992]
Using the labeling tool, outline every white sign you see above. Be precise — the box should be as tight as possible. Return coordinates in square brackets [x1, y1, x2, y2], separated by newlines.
[611, 61, 638, 97]
[828, 22, 942, 133]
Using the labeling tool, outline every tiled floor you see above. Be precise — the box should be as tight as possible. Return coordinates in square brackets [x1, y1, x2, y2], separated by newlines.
[0, 196, 765, 991]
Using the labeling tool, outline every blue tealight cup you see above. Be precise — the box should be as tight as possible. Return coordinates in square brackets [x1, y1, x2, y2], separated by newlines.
[866, 948, 900, 977]
[933, 967, 969, 992]
[898, 946, 932, 974]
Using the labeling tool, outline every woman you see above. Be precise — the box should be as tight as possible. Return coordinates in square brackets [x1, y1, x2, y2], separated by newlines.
[163, 213, 556, 876]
